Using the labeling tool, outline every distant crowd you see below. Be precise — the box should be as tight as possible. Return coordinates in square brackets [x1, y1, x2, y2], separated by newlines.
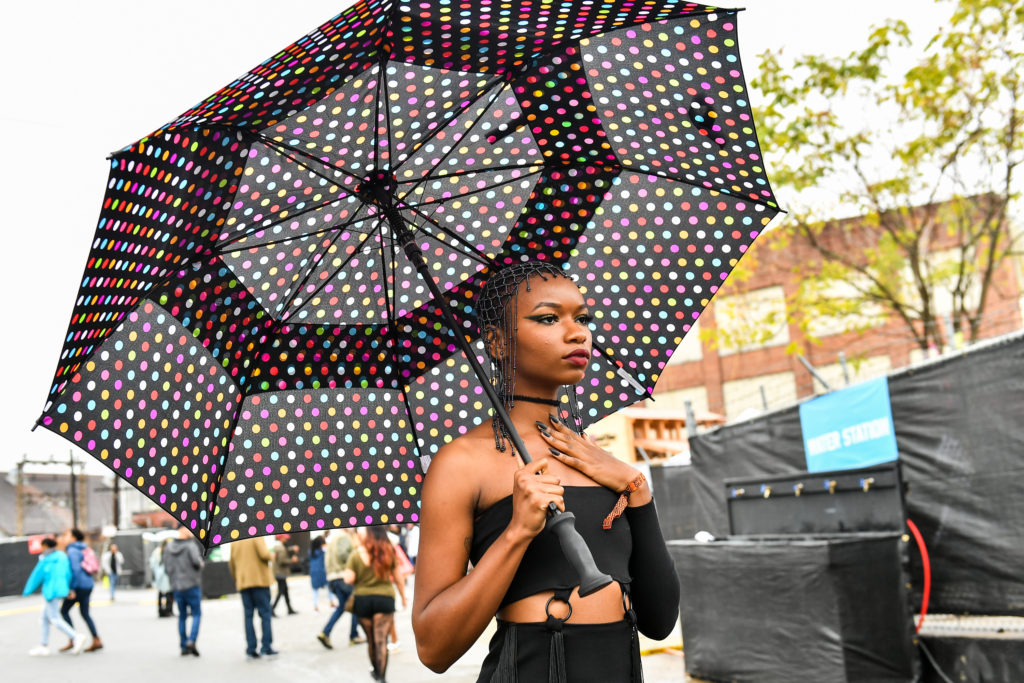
[22, 524, 419, 682]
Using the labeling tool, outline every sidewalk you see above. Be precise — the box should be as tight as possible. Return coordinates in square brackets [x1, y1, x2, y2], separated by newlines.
[1, 578, 685, 682]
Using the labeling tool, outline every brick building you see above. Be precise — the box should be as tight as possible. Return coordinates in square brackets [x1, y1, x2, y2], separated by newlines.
[649, 199, 1024, 422]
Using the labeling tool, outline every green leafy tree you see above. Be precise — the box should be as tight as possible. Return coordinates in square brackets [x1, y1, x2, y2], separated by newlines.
[748, 0, 1024, 350]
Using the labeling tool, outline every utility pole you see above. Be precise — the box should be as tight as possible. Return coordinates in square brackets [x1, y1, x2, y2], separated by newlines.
[838, 351, 851, 385]
[13, 455, 84, 536]
[15, 460, 25, 537]
[684, 399, 698, 438]
[69, 450, 78, 529]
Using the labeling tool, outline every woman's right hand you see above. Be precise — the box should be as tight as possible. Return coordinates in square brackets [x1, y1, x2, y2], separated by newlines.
[508, 458, 564, 541]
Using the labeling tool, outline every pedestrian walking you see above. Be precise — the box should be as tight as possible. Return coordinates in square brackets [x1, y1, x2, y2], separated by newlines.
[404, 523, 419, 568]
[412, 260, 680, 681]
[315, 529, 362, 650]
[149, 539, 174, 618]
[23, 536, 86, 656]
[309, 535, 329, 612]
[343, 527, 408, 683]
[59, 528, 103, 652]
[270, 534, 299, 615]
[163, 526, 204, 656]
[228, 536, 278, 659]
[100, 543, 124, 602]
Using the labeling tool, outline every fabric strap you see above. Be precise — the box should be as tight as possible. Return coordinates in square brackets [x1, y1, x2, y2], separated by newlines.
[602, 493, 629, 530]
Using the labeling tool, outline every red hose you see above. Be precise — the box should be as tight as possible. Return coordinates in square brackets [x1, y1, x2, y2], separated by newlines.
[905, 518, 930, 633]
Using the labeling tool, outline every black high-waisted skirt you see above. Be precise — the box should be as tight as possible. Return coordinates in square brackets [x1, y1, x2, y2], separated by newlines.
[476, 619, 637, 683]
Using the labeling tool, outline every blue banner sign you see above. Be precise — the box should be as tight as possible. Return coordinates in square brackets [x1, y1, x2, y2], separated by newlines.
[799, 377, 898, 472]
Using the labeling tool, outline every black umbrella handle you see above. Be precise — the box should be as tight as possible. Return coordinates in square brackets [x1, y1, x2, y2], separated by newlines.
[394, 225, 612, 597]
[545, 508, 614, 597]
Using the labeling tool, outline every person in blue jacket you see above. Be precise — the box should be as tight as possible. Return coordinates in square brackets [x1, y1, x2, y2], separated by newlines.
[23, 536, 86, 656]
[309, 535, 329, 612]
[60, 528, 103, 652]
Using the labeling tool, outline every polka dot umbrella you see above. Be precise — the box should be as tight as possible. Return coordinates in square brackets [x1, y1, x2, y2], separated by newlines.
[37, 0, 779, 549]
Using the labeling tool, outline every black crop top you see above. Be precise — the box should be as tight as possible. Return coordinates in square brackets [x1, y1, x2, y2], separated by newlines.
[469, 485, 682, 639]
[469, 486, 633, 608]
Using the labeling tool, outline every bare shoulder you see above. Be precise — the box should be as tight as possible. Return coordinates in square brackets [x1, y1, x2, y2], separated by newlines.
[423, 425, 519, 517]
[422, 431, 490, 510]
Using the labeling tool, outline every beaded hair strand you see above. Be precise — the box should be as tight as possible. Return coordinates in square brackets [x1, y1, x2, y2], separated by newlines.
[476, 261, 586, 454]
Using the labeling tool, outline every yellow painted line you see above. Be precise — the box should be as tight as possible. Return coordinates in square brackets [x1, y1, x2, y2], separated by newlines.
[0, 605, 43, 617]
[0, 598, 154, 617]
[641, 643, 683, 657]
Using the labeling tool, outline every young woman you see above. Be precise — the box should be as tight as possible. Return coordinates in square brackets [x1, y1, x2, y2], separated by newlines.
[412, 260, 680, 682]
[308, 535, 329, 612]
[342, 527, 408, 683]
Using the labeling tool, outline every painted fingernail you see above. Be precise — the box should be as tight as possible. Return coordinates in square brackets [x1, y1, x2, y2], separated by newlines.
[549, 415, 561, 425]
[536, 421, 550, 433]
[549, 448, 561, 456]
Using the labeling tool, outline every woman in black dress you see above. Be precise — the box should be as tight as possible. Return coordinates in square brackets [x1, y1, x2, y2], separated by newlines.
[412, 260, 679, 682]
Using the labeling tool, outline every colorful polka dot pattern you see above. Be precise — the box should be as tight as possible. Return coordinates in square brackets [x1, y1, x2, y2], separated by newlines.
[216, 387, 420, 546]
[41, 1, 779, 546]
[41, 299, 241, 539]
[581, 15, 776, 206]
[218, 63, 542, 323]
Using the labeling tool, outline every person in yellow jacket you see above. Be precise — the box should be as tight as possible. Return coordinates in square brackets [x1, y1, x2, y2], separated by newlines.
[228, 537, 277, 659]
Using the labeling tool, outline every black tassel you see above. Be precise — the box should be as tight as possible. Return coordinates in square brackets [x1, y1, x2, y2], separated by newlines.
[490, 623, 518, 683]
[548, 630, 567, 683]
[630, 623, 644, 683]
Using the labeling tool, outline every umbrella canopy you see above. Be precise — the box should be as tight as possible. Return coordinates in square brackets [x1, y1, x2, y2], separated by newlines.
[39, 0, 778, 547]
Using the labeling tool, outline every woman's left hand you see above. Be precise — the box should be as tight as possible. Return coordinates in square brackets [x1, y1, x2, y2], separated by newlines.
[537, 415, 641, 493]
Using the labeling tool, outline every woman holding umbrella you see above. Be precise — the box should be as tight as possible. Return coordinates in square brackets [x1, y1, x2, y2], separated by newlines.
[412, 260, 680, 681]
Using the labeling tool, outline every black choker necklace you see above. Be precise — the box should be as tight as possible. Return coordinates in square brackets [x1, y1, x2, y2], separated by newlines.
[507, 394, 561, 407]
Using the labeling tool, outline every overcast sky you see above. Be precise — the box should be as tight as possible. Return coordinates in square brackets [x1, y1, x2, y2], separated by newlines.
[0, 0, 948, 474]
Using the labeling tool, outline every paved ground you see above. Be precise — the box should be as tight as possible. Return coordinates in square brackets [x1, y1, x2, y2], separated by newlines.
[1, 578, 686, 682]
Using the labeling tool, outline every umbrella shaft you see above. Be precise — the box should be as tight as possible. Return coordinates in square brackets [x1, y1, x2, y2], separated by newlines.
[390, 215, 535, 464]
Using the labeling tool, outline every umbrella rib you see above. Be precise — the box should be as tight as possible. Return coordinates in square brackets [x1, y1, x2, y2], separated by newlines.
[378, 214, 403, 386]
[397, 202, 499, 269]
[394, 161, 553, 183]
[204, 403, 246, 551]
[591, 340, 649, 397]
[373, 59, 385, 165]
[218, 201, 376, 252]
[255, 132, 366, 188]
[399, 165, 544, 211]
[404, 158, 767, 208]
[376, 211, 430, 463]
[280, 214, 388, 323]
[625, 163, 774, 207]
[380, 54, 396, 175]
[395, 78, 516, 200]
[274, 209, 356, 323]
[219, 206, 376, 254]
[392, 74, 509, 179]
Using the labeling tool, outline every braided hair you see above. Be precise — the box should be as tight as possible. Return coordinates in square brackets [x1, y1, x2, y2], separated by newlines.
[476, 260, 586, 453]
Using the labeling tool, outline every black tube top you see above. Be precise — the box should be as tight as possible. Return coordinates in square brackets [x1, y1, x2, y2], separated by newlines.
[469, 486, 633, 608]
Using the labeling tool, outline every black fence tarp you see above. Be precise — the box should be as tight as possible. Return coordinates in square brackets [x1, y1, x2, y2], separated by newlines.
[687, 333, 1024, 616]
[648, 463, 701, 541]
[0, 540, 38, 597]
[670, 534, 918, 683]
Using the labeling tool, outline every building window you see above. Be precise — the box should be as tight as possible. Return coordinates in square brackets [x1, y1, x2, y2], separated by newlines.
[714, 285, 789, 356]
[722, 371, 797, 420]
